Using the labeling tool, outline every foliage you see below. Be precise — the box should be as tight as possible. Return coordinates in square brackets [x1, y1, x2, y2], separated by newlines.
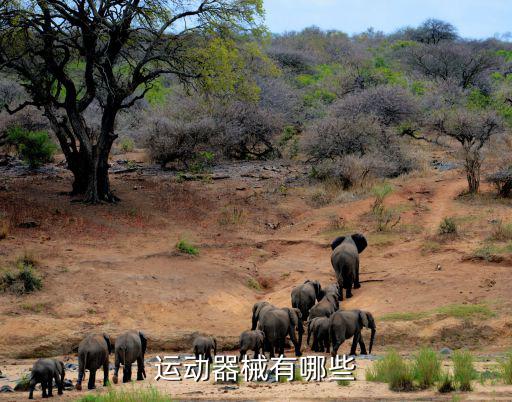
[452, 350, 477, 391]
[412, 348, 441, 389]
[490, 220, 512, 241]
[438, 217, 457, 235]
[437, 370, 455, 393]
[77, 387, 173, 402]
[175, 239, 199, 256]
[366, 349, 414, 391]
[6, 127, 57, 168]
[371, 183, 400, 231]
[119, 138, 135, 153]
[0, 258, 42, 295]
[499, 351, 512, 384]
[486, 168, 512, 197]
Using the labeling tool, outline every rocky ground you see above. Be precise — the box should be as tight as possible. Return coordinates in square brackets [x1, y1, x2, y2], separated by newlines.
[1, 149, 512, 400]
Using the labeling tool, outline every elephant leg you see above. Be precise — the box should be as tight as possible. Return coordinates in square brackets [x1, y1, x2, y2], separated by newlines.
[263, 337, 272, 358]
[88, 369, 96, 390]
[112, 355, 120, 384]
[331, 340, 342, 358]
[137, 356, 145, 381]
[28, 378, 36, 399]
[358, 335, 368, 355]
[123, 363, 132, 383]
[54, 372, 63, 395]
[354, 263, 361, 289]
[103, 360, 109, 386]
[207, 352, 213, 364]
[278, 339, 285, 357]
[345, 277, 353, 299]
[41, 381, 48, 398]
[76, 359, 85, 390]
[350, 333, 360, 356]
[47, 378, 53, 397]
[195, 352, 200, 360]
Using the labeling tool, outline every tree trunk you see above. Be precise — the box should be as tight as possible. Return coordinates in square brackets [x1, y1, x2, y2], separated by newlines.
[465, 153, 481, 194]
[83, 141, 118, 204]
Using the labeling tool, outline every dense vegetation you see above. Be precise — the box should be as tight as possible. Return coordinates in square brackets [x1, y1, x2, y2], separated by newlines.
[2, 15, 512, 198]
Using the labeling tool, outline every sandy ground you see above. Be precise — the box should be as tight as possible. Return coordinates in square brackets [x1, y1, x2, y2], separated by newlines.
[1, 150, 512, 400]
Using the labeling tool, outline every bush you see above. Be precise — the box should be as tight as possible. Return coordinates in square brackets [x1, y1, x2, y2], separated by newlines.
[119, 137, 135, 153]
[175, 239, 199, 256]
[77, 387, 172, 402]
[486, 168, 512, 197]
[438, 217, 457, 235]
[490, 220, 512, 241]
[366, 349, 414, 391]
[452, 350, 476, 391]
[499, 351, 512, 384]
[6, 127, 57, 168]
[412, 347, 441, 389]
[437, 370, 455, 393]
[1, 259, 42, 294]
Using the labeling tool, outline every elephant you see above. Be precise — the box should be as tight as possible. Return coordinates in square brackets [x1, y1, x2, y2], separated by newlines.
[193, 336, 217, 363]
[76, 333, 112, 391]
[308, 284, 340, 321]
[307, 317, 330, 353]
[331, 233, 368, 299]
[251, 301, 275, 330]
[258, 307, 303, 358]
[28, 358, 65, 399]
[112, 330, 147, 384]
[329, 309, 376, 357]
[239, 330, 265, 360]
[291, 280, 323, 321]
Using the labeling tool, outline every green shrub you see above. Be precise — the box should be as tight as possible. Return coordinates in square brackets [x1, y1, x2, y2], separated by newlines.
[438, 217, 457, 235]
[77, 386, 172, 402]
[0, 259, 42, 294]
[490, 220, 512, 241]
[175, 239, 199, 256]
[453, 350, 476, 391]
[119, 137, 135, 153]
[437, 370, 455, 393]
[366, 349, 414, 391]
[7, 126, 57, 168]
[371, 183, 399, 231]
[499, 351, 512, 384]
[412, 347, 441, 389]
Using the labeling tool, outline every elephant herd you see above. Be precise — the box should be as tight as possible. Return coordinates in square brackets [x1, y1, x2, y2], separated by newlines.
[244, 233, 376, 359]
[25, 233, 374, 399]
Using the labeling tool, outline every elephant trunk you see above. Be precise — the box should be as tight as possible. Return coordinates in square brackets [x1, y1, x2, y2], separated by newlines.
[369, 328, 376, 355]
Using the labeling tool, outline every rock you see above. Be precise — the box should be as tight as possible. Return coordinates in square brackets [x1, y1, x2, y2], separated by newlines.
[0, 385, 14, 393]
[435, 264, 442, 271]
[64, 363, 78, 371]
[146, 356, 161, 363]
[18, 221, 39, 228]
[62, 379, 74, 390]
[220, 385, 238, 391]
[440, 347, 452, 355]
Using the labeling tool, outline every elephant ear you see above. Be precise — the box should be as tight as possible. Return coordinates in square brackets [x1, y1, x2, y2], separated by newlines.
[139, 331, 147, 355]
[351, 233, 368, 254]
[331, 236, 346, 250]
[359, 311, 370, 328]
[103, 333, 113, 354]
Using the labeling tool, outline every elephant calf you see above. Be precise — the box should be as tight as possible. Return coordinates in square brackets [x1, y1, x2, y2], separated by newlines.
[291, 280, 323, 321]
[112, 330, 147, 384]
[239, 330, 265, 360]
[308, 284, 340, 321]
[329, 309, 376, 357]
[193, 336, 217, 363]
[307, 317, 330, 353]
[76, 333, 112, 391]
[28, 358, 65, 399]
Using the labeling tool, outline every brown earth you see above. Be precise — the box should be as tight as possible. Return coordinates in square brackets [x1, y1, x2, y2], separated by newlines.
[1, 150, 512, 400]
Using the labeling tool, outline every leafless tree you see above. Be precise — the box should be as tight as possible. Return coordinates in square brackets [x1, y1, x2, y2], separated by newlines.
[0, 0, 263, 202]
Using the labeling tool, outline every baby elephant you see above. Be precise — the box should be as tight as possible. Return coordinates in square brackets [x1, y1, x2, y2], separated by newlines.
[193, 336, 217, 363]
[28, 358, 65, 399]
[307, 317, 330, 353]
[112, 330, 147, 384]
[239, 330, 265, 360]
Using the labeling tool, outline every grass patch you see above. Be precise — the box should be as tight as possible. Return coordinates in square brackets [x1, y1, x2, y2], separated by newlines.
[438, 217, 457, 235]
[175, 239, 199, 256]
[20, 302, 46, 313]
[489, 220, 512, 241]
[421, 240, 441, 255]
[337, 379, 351, 386]
[453, 350, 476, 391]
[473, 242, 512, 261]
[435, 303, 495, 319]
[119, 137, 135, 153]
[366, 349, 414, 391]
[1, 257, 42, 295]
[437, 370, 455, 393]
[218, 206, 246, 225]
[380, 311, 429, 321]
[499, 351, 512, 384]
[247, 277, 261, 291]
[77, 386, 172, 402]
[412, 347, 441, 389]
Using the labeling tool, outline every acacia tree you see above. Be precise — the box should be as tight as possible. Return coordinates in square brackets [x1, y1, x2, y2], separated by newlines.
[0, 0, 263, 202]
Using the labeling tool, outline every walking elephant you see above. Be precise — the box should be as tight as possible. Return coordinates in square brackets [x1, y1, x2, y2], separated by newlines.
[239, 330, 265, 360]
[251, 301, 275, 330]
[291, 280, 323, 321]
[76, 333, 112, 390]
[259, 307, 303, 357]
[112, 330, 147, 384]
[307, 317, 330, 353]
[329, 309, 376, 357]
[28, 358, 65, 399]
[308, 283, 340, 321]
[193, 336, 217, 363]
[331, 234, 367, 299]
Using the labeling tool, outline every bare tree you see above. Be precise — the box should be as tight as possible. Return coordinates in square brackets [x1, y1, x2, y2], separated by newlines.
[412, 19, 458, 44]
[0, 0, 263, 202]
